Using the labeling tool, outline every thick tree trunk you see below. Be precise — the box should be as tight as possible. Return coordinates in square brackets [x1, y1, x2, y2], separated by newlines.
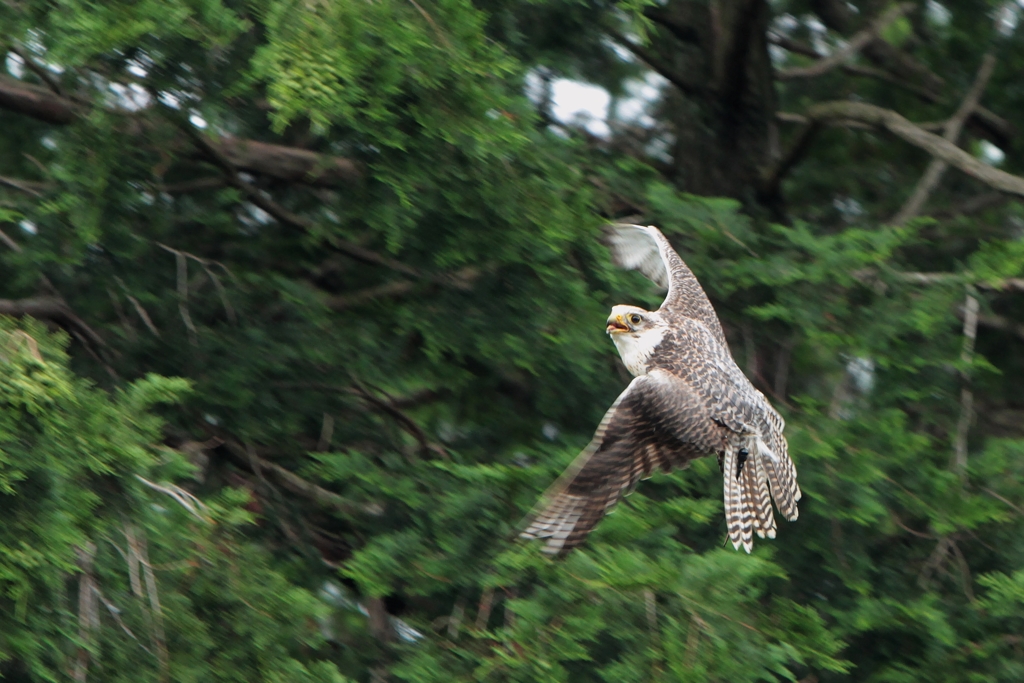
[644, 0, 777, 202]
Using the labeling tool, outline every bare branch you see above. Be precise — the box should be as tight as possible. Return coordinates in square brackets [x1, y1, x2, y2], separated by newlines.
[174, 119, 419, 278]
[0, 76, 362, 187]
[953, 290, 978, 473]
[809, 0, 1014, 147]
[114, 277, 161, 337]
[853, 269, 1024, 291]
[0, 296, 108, 349]
[135, 475, 211, 523]
[759, 121, 821, 203]
[0, 174, 50, 196]
[982, 487, 1024, 517]
[767, 34, 821, 59]
[776, 3, 914, 80]
[608, 31, 703, 96]
[136, 530, 170, 681]
[172, 250, 198, 346]
[271, 382, 446, 410]
[0, 227, 23, 252]
[804, 101, 1024, 198]
[326, 280, 419, 311]
[219, 438, 382, 516]
[72, 542, 98, 683]
[475, 587, 495, 631]
[156, 243, 237, 324]
[891, 54, 997, 225]
[157, 177, 226, 194]
[350, 383, 449, 460]
[928, 191, 1008, 219]
[215, 137, 362, 187]
[0, 74, 78, 124]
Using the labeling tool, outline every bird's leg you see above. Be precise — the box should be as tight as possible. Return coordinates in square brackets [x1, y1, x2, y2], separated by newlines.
[736, 448, 748, 477]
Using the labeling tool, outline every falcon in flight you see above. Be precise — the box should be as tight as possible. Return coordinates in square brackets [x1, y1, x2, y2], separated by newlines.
[521, 224, 800, 555]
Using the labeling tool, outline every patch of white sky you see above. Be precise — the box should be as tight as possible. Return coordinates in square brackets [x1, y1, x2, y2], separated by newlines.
[525, 40, 668, 140]
[995, 0, 1024, 36]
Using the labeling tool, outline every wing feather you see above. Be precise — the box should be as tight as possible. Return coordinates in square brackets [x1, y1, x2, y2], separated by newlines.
[520, 374, 710, 555]
[604, 224, 727, 348]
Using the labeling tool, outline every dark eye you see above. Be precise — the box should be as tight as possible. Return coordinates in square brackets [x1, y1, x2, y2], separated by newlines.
[630, 314, 642, 325]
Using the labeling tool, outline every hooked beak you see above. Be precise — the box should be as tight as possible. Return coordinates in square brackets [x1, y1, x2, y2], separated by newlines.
[606, 314, 630, 334]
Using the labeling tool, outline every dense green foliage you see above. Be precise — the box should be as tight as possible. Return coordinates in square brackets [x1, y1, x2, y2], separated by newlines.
[1, 0, 1023, 681]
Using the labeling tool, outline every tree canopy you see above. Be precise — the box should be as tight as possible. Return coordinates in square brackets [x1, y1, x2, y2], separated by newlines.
[1, 0, 1024, 681]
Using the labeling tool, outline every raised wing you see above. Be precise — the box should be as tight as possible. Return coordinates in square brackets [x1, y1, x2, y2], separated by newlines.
[604, 224, 727, 348]
[520, 374, 716, 555]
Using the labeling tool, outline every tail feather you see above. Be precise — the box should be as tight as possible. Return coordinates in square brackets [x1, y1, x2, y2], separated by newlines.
[722, 446, 753, 553]
[744, 440, 776, 540]
[758, 437, 800, 522]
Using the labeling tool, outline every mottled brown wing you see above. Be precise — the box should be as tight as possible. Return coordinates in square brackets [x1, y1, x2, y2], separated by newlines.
[651, 316, 800, 523]
[604, 224, 728, 348]
[520, 374, 717, 555]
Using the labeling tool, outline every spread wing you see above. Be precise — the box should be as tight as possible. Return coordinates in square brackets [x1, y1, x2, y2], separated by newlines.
[519, 373, 721, 555]
[603, 224, 728, 348]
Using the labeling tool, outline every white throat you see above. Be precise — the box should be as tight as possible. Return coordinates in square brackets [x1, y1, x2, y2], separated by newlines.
[611, 327, 665, 376]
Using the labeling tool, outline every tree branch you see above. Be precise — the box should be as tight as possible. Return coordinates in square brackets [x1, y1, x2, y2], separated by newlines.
[809, 1, 1014, 147]
[776, 3, 914, 80]
[172, 118, 419, 277]
[955, 307, 1024, 342]
[324, 266, 480, 310]
[0, 174, 51, 196]
[0, 296, 107, 349]
[891, 54, 997, 225]
[0, 76, 362, 187]
[219, 438, 382, 516]
[759, 121, 821, 203]
[0, 74, 78, 124]
[953, 290, 978, 473]
[853, 269, 1024, 292]
[804, 101, 1024, 198]
[608, 31, 703, 96]
[7, 46, 65, 96]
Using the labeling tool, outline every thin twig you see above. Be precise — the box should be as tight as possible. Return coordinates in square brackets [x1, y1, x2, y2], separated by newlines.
[608, 31, 702, 96]
[114, 277, 161, 337]
[475, 587, 495, 631]
[982, 487, 1024, 516]
[948, 539, 976, 602]
[447, 596, 466, 639]
[891, 54, 997, 225]
[350, 382, 449, 460]
[0, 174, 49, 196]
[953, 289, 978, 474]
[173, 250, 198, 346]
[135, 475, 212, 523]
[776, 3, 915, 80]
[72, 542, 98, 683]
[219, 438, 382, 516]
[157, 243, 237, 324]
[93, 585, 153, 654]
[0, 227, 22, 252]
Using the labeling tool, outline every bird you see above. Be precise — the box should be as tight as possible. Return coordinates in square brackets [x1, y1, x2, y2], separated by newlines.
[520, 224, 800, 555]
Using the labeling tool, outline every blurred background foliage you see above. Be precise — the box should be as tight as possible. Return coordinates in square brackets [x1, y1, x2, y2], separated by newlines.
[1, 0, 1024, 680]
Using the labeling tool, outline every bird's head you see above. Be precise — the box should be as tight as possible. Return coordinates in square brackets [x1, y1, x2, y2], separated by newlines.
[606, 305, 662, 336]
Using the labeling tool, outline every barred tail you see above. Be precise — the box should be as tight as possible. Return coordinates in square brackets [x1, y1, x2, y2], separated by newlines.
[722, 446, 753, 553]
[745, 439, 776, 539]
[758, 436, 800, 522]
